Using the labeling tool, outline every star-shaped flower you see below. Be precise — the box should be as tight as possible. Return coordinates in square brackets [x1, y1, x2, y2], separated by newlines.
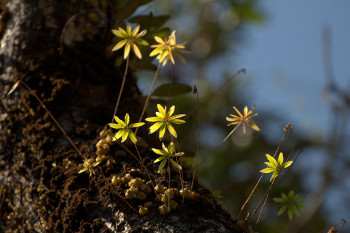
[226, 106, 260, 134]
[112, 25, 148, 59]
[273, 190, 305, 220]
[78, 158, 100, 177]
[108, 114, 145, 144]
[145, 104, 186, 140]
[260, 152, 293, 181]
[152, 142, 184, 173]
[150, 30, 188, 66]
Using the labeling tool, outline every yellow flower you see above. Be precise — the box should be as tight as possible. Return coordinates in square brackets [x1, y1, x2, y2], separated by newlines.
[78, 158, 100, 177]
[150, 30, 188, 66]
[226, 106, 260, 134]
[152, 142, 184, 173]
[145, 104, 186, 140]
[260, 153, 293, 181]
[112, 25, 148, 59]
[108, 114, 145, 144]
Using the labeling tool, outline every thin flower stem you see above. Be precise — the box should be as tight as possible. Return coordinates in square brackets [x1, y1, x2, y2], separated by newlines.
[238, 127, 291, 220]
[134, 144, 157, 192]
[168, 161, 171, 207]
[9, 81, 85, 159]
[254, 178, 276, 226]
[112, 56, 130, 122]
[191, 85, 200, 190]
[170, 136, 185, 200]
[186, 69, 245, 118]
[196, 123, 240, 168]
[238, 174, 263, 220]
[135, 63, 162, 135]
[117, 141, 141, 164]
[167, 64, 175, 103]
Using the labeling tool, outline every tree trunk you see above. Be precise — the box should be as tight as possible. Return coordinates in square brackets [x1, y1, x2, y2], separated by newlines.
[0, 1, 242, 232]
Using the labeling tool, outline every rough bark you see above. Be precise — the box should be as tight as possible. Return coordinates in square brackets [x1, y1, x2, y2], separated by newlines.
[0, 1, 243, 232]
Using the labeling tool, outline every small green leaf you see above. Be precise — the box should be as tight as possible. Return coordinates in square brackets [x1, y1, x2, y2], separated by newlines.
[158, 159, 167, 173]
[170, 159, 181, 170]
[153, 83, 192, 97]
[154, 156, 165, 163]
[288, 207, 294, 220]
[277, 205, 287, 216]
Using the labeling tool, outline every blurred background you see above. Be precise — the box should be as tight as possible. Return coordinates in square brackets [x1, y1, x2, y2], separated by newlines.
[134, 0, 350, 232]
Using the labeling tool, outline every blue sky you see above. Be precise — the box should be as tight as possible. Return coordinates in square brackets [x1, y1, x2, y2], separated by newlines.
[235, 0, 350, 140]
[234, 0, 350, 226]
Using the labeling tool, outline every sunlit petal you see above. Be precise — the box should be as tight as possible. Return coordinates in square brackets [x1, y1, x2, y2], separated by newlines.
[132, 43, 142, 59]
[124, 43, 131, 59]
[112, 39, 127, 51]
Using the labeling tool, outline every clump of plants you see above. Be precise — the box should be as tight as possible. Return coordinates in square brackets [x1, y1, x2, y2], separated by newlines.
[6, 21, 304, 231]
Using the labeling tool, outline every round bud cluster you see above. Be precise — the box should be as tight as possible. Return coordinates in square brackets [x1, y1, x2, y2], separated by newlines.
[158, 204, 171, 215]
[154, 185, 182, 215]
[126, 177, 152, 200]
[180, 188, 200, 200]
[95, 128, 113, 164]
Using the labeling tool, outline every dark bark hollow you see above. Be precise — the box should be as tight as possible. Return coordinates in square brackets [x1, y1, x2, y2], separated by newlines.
[0, 1, 242, 232]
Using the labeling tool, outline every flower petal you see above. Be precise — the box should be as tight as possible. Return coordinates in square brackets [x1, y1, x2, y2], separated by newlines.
[124, 42, 131, 59]
[108, 123, 123, 129]
[284, 161, 293, 168]
[170, 118, 186, 124]
[233, 106, 243, 118]
[277, 205, 287, 216]
[112, 28, 126, 37]
[162, 143, 167, 152]
[260, 168, 275, 174]
[158, 159, 167, 173]
[167, 123, 177, 138]
[171, 113, 186, 119]
[121, 131, 129, 142]
[150, 47, 163, 57]
[152, 148, 165, 156]
[126, 25, 131, 35]
[145, 116, 162, 122]
[137, 29, 147, 37]
[124, 113, 130, 125]
[129, 132, 137, 144]
[132, 43, 142, 59]
[266, 154, 278, 167]
[115, 130, 124, 140]
[157, 104, 166, 116]
[149, 122, 163, 134]
[112, 39, 127, 51]
[159, 124, 166, 140]
[154, 36, 165, 44]
[114, 116, 126, 126]
[130, 122, 145, 128]
[168, 143, 175, 154]
[247, 121, 260, 132]
[278, 152, 284, 165]
[170, 159, 181, 170]
[154, 156, 165, 163]
[168, 105, 175, 117]
[132, 25, 140, 36]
